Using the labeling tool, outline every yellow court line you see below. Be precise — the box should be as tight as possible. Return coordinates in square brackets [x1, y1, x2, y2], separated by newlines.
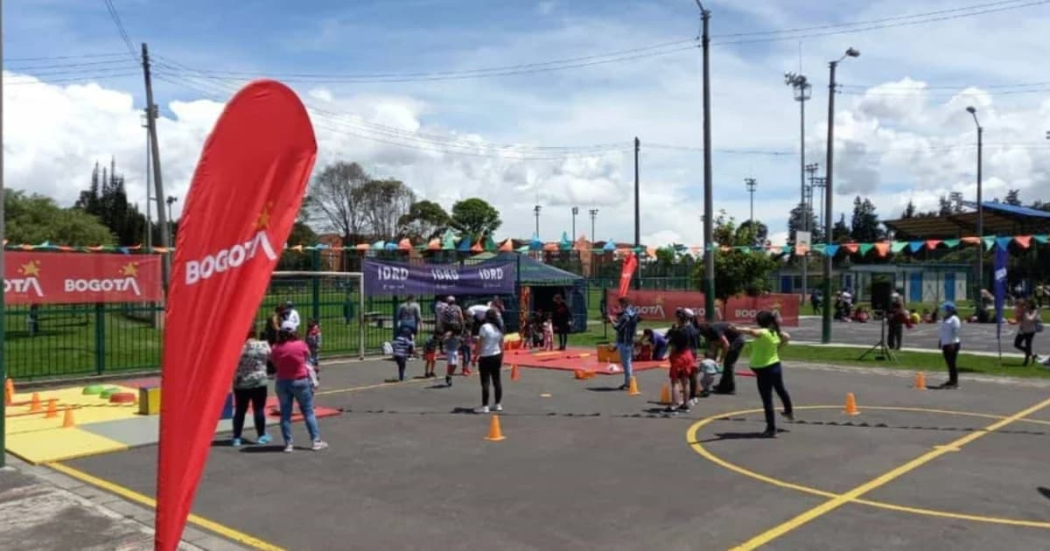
[48, 463, 285, 551]
[315, 377, 430, 396]
[726, 396, 1050, 551]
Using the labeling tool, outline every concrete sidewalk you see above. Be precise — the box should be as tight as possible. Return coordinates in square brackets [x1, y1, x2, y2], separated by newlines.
[0, 455, 245, 551]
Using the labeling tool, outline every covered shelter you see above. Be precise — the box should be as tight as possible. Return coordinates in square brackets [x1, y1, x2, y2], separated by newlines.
[885, 201, 1050, 240]
[471, 252, 587, 333]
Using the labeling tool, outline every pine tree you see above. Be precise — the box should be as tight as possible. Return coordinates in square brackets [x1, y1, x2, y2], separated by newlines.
[74, 158, 147, 245]
[902, 200, 916, 219]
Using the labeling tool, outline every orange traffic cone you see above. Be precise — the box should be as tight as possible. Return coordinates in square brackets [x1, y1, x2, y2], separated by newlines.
[29, 392, 42, 412]
[511, 364, 520, 381]
[844, 393, 860, 416]
[660, 384, 672, 405]
[914, 372, 926, 390]
[628, 376, 641, 396]
[3, 378, 13, 406]
[484, 415, 506, 441]
[62, 407, 76, 428]
[45, 398, 59, 418]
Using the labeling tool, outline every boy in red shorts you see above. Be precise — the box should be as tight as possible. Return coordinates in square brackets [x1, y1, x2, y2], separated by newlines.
[666, 308, 699, 413]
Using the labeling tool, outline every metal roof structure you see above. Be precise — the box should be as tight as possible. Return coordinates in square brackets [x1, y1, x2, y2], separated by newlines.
[884, 201, 1050, 240]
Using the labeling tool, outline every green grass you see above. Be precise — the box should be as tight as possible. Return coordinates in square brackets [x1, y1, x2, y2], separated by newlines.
[775, 344, 1050, 379]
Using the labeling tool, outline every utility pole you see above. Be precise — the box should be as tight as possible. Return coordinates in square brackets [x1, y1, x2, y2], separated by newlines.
[589, 209, 598, 243]
[571, 206, 578, 241]
[966, 106, 984, 300]
[696, 1, 715, 321]
[633, 137, 640, 249]
[1, 0, 8, 467]
[533, 205, 541, 238]
[823, 47, 860, 344]
[745, 178, 758, 224]
[786, 72, 811, 303]
[142, 112, 152, 250]
[141, 43, 171, 290]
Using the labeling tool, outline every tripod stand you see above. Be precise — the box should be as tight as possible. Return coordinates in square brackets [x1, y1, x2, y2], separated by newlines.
[859, 312, 896, 361]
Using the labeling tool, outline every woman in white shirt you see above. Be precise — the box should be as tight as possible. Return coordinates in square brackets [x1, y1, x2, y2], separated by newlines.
[474, 309, 505, 414]
[938, 302, 962, 389]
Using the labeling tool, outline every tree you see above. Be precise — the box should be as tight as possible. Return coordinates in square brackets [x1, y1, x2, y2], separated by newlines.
[1004, 189, 1022, 206]
[278, 222, 320, 271]
[850, 196, 884, 242]
[306, 162, 371, 242]
[356, 178, 415, 240]
[902, 200, 917, 219]
[736, 220, 768, 247]
[6, 190, 114, 245]
[450, 198, 501, 239]
[787, 203, 822, 244]
[74, 159, 147, 245]
[697, 210, 779, 300]
[398, 200, 450, 241]
[832, 214, 851, 243]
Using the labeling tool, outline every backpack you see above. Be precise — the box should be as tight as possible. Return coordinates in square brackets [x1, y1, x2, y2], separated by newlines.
[442, 306, 464, 333]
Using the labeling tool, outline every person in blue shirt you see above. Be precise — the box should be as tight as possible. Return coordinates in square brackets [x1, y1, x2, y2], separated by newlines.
[642, 328, 668, 361]
[609, 296, 639, 390]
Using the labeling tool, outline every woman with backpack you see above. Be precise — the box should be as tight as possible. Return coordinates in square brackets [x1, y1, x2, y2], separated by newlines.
[440, 296, 465, 387]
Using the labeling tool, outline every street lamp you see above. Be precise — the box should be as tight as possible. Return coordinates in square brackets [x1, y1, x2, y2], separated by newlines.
[589, 209, 598, 242]
[533, 205, 541, 238]
[966, 105, 984, 300]
[571, 206, 579, 240]
[744, 178, 757, 223]
[822, 46, 860, 344]
[166, 196, 178, 236]
[787, 72, 812, 303]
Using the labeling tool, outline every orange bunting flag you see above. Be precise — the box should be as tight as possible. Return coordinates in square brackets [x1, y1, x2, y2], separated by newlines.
[1014, 235, 1032, 249]
[873, 242, 889, 257]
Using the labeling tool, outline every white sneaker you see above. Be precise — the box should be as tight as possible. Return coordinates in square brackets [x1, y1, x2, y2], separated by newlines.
[283, 444, 294, 453]
[311, 440, 329, 451]
[474, 406, 490, 414]
[494, 404, 503, 412]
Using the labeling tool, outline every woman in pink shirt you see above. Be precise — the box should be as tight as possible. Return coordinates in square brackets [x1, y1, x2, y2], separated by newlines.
[271, 321, 327, 452]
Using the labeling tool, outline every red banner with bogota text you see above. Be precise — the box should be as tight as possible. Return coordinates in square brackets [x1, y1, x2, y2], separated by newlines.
[3, 252, 162, 304]
[153, 81, 317, 550]
[605, 289, 799, 327]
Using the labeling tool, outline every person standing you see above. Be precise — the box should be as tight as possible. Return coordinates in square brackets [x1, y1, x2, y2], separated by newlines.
[282, 300, 301, 332]
[231, 327, 272, 447]
[610, 296, 639, 391]
[271, 321, 327, 452]
[665, 309, 697, 412]
[1014, 299, 1039, 366]
[938, 302, 962, 389]
[397, 295, 423, 337]
[440, 296, 465, 387]
[887, 297, 908, 351]
[552, 294, 573, 351]
[474, 309, 506, 413]
[487, 296, 506, 331]
[695, 321, 745, 395]
[737, 311, 794, 438]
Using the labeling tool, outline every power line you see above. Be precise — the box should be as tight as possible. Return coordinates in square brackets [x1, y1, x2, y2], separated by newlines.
[102, 0, 139, 61]
[842, 80, 1050, 91]
[1, 52, 127, 62]
[4, 58, 138, 71]
[3, 72, 141, 85]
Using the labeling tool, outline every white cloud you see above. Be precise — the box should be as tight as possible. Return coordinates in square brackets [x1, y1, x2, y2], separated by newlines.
[537, 1, 556, 16]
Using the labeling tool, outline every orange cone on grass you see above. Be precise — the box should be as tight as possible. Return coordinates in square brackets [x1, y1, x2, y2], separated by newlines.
[844, 393, 860, 416]
[484, 415, 506, 441]
[660, 384, 672, 405]
[29, 392, 42, 412]
[62, 407, 76, 428]
[45, 398, 58, 418]
[914, 372, 926, 390]
[511, 364, 520, 381]
[628, 376, 641, 396]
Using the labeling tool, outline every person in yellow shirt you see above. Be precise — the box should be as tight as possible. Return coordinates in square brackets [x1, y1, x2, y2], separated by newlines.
[738, 311, 794, 438]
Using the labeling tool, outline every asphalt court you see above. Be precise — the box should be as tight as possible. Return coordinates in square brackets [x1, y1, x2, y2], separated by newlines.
[58, 357, 1050, 550]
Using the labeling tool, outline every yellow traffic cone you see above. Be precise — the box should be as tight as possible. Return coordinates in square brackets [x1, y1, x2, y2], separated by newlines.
[844, 393, 860, 416]
[660, 384, 672, 405]
[628, 376, 641, 396]
[484, 415, 506, 441]
[914, 372, 926, 390]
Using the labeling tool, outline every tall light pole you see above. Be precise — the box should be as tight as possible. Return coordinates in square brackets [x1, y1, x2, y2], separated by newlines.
[811, 176, 826, 233]
[822, 47, 860, 344]
[533, 205, 541, 238]
[745, 178, 757, 223]
[141, 111, 152, 250]
[696, 0, 715, 321]
[589, 209, 598, 242]
[166, 196, 178, 237]
[786, 72, 811, 302]
[966, 106, 984, 300]
[633, 137, 640, 249]
[571, 206, 579, 241]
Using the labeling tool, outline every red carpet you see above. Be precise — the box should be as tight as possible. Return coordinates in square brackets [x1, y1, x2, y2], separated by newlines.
[504, 347, 668, 375]
[265, 397, 342, 421]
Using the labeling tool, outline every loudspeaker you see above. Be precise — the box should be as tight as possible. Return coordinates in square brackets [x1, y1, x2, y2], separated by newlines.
[870, 281, 893, 312]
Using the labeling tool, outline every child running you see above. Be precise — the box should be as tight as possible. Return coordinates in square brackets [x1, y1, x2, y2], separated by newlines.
[391, 326, 415, 382]
[422, 331, 440, 378]
[738, 311, 794, 438]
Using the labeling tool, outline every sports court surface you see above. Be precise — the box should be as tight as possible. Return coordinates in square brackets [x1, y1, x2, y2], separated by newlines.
[50, 357, 1050, 550]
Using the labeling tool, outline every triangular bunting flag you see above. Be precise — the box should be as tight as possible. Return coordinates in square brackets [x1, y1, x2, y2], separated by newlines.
[1014, 235, 1032, 249]
[470, 242, 483, 252]
[995, 237, 1012, 251]
[398, 238, 412, 251]
[960, 236, 981, 245]
[942, 239, 960, 249]
[427, 238, 441, 251]
[859, 243, 874, 256]
[925, 239, 942, 251]
[874, 243, 889, 257]
[812, 243, 826, 253]
[842, 243, 859, 254]
[825, 244, 840, 257]
[983, 237, 996, 251]
[1034, 234, 1048, 245]
[498, 239, 514, 252]
[780, 245, 792, 254]
[908, 241, 923, 253]
[891, 241, 907, 253]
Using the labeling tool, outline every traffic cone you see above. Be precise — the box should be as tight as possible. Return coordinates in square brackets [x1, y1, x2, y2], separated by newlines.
[844, 393, 860, 416]
[45, 398, 58, 419]
[484, 415, 506, 441]
[62, 408, 76, 428]
[511, 364, 520, 381]
[660, 384, 672, 405]
[3, 378, 13, 406]
[628, 376, 641, 396]
[914, 372, 926, 390]
[29, 392, 42, 412]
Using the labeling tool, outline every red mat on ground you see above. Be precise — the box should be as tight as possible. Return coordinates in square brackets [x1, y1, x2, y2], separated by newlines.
[264, 396, 341, 422]
[504, 347, 667, 375]
[115, 377, 162, 389]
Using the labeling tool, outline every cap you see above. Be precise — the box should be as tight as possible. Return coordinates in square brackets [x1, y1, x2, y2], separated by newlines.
[280, 320, 297, 332]
[942, 302, 956, 311]
[446, 296, 456, 303]
[682, 308, 696, 318]
[285, 300, 294, 307]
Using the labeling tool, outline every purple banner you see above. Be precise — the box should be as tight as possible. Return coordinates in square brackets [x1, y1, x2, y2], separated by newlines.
[363, 258, 515, 296]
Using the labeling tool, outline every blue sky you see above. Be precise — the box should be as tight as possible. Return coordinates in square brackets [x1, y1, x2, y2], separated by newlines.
[4, 0, 1050, 245]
